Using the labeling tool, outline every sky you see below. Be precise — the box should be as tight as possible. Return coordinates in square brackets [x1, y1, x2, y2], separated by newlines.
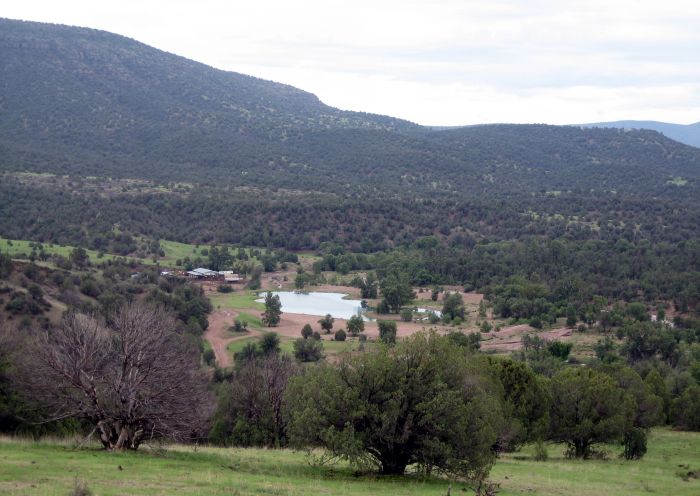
[3, 1, 700, 126]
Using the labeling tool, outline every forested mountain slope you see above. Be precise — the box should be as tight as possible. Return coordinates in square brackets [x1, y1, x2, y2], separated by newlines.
[1, 18, 698, 197]
[583, 120, 700, 148]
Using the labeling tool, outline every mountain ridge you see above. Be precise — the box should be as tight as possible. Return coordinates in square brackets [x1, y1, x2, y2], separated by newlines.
[0, 17, 698, 198]
[581, 120, 700, 148]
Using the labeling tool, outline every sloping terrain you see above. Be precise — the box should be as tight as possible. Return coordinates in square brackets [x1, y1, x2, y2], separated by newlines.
[0, 18, 698, 197]
[583, 120, 700, 148]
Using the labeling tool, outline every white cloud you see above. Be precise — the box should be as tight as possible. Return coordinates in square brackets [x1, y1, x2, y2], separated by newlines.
[3, 0, 700, 125]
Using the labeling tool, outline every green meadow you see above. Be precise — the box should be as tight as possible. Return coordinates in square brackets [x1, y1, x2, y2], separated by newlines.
[0, 429, 697, 495]
[211, 291, 265, 312]
[0, 238, 145, 265]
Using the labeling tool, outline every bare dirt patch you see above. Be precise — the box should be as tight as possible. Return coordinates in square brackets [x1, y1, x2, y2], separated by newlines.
[481, 325, 573, 352]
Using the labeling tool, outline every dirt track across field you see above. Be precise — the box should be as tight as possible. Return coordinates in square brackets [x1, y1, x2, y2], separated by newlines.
[204, 309, 262, 368]
[481, 325, 572, 351]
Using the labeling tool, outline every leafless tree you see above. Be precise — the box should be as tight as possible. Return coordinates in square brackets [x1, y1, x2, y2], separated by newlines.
[18, 303, 214, 450]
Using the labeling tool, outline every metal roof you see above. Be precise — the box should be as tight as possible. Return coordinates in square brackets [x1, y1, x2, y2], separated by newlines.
[191, 267, 218, 275]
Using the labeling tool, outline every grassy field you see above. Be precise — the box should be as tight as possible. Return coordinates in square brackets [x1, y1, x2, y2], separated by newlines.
[0, 237, 257, 269]
[0, 238, 147, 265]
[0, 429, 698, 495]
[211, 291, 265, 312]
[228, 335, 363, 363]
[158, 239, 205, 264]
[227, 337, 260, 356]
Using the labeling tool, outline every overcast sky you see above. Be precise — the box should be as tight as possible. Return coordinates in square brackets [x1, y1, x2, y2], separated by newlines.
[3, 1, 700, 126]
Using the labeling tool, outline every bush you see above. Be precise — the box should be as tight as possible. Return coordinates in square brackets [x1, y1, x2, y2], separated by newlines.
[671, 385, 700, 431]
[210, 355, 297, 447]
[547, 341, 573, 360]
[259, 332, 280, 355]
[400, 308, 413, 322]
[293, 337, 323, 362]
[375, 300, 390, 314]
[378, 320, 397, 344]
[622, 428, 647, 460]
[69, 478, 93, 496]
[533, 440, 548, 461]
[442, 292, 465, 321]
[347, 315, 364, 336]
[549, 368, 632, 458]
[217, 284, 233, 293]
[334, 329, 347, 341]
[229, 320, 248, 333]
[301, 323, 313, 339]
[203, 349, 216, 366]
[312, 331, 321, 340]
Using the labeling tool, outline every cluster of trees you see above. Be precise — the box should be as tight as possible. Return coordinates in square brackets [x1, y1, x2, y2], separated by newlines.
[209, 330, 680, 488]
[2, 172, 698, 320]
[2, 292, 699, 492]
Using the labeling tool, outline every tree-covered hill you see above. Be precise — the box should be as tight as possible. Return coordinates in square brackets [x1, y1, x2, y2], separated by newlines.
[0, 18, 698, 197]
[583, 120, 700, 148]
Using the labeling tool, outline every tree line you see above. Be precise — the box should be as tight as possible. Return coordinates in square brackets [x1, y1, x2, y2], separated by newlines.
[2, 301, 699, 492]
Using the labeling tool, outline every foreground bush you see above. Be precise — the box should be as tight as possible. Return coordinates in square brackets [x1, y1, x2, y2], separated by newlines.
[285, 331, 502, 479]
[549, 368, 633, 459]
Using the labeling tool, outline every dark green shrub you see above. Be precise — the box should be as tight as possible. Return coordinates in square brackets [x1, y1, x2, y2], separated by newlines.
[622, 428, 647, 460]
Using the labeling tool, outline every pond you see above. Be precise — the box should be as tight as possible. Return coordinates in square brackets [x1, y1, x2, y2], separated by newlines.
[256, 291, 364, 319]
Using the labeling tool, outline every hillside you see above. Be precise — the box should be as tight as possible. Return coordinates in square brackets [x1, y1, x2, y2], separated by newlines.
[583, 120, 700, 148]
[0, 18, 698, 197]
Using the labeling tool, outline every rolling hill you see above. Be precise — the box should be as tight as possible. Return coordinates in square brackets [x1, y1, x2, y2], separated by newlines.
[0, 17, 698, 198]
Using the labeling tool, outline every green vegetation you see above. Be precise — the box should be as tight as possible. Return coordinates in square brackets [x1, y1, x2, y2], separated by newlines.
[158, 239, 204, 262]
[1, 429, 698, 495]
[211, 292, 264, 312]
[1, 17, 700, 495]
[226, 338, 260, 357]
[0, 237, 145, 265]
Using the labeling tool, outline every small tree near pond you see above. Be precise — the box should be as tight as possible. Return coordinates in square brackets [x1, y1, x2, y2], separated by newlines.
[347, 314, 364, 336]
[262, 292, 282, 327]
[301, 323, 313, 339]
[318, 314, 334, 334]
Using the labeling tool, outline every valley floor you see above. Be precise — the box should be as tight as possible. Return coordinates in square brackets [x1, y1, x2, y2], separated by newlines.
[0, 429, 698, 495]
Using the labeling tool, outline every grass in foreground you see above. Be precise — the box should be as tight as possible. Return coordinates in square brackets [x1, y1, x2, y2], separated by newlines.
[0, 429, 698, 495]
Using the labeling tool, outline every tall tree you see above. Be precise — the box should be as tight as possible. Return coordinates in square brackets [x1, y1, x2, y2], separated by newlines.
[285, 332, 502, 479]
[380, 273, 415, 314]
[549, 368, 633, 458]
[262, 292, 282, 327]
